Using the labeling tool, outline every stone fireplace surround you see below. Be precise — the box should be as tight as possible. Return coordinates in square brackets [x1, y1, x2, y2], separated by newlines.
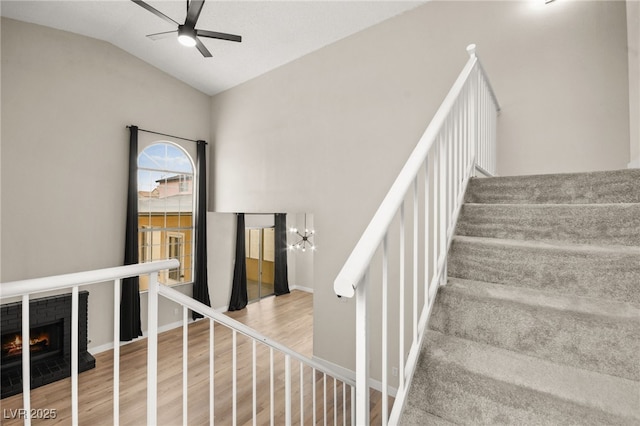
[1, 291, 96, 398]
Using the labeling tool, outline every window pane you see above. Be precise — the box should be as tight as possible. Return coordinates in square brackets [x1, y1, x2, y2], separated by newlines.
[137, 142, 195, 289]
[249, 229, 260, 259]
[263, 228, 275, 262]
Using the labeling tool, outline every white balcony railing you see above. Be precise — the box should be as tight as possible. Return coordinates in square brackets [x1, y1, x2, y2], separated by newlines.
[334, 44, 500, 425]
[1, 259, 355, 425]
[0, 260, 178, 426]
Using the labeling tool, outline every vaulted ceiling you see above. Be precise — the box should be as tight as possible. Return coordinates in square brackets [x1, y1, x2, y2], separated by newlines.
[1, 1, 425, 95]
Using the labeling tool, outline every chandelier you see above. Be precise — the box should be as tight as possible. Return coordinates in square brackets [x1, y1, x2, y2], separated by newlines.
[289, 215, 315, 252]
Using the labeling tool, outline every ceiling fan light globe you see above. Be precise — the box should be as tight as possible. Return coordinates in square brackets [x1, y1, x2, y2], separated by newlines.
[178, 34, 197, 47]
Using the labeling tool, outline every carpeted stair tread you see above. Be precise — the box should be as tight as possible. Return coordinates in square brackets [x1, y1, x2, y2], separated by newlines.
[404, 330, 640, 425]
[405, 168, 640, 424]
[456, 203, 640, 246]
[448, 235, 640, 304]
[429, 278, 640, 380]
[465, 169, 640, 204]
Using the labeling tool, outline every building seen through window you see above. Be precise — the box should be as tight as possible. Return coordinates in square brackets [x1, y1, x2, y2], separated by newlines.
[137, 143, 194, 291]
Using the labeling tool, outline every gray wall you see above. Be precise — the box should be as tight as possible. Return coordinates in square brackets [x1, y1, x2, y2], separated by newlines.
[0, 18, 211, 350]
[210, 1, 631, 371]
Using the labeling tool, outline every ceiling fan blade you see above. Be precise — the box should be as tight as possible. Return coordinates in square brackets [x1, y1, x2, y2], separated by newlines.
[131, 0, 179, 26]
[196, 29, 242, 43]
[195, 38, 213, 58]
[185, 0, 205, 28]
[146, 30, 178, 41]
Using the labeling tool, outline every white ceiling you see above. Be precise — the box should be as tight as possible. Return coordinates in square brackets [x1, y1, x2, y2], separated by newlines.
[1, 0, 426, 95]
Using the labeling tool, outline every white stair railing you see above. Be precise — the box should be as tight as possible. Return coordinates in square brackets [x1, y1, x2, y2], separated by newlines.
[0, 259, 178, 426]
[148, 282, 356, 426]
[333, 44, 500, 425]
[2, 258, 355, 425]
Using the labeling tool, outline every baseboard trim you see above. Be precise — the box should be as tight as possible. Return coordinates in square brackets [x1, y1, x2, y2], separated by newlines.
[89, 319, 187, 354]
[628, 156, 640, 169]
[290, 285, 314, 294]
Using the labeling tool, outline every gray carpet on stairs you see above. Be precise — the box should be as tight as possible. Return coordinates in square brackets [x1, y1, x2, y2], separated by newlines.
[401, 169, 640, 426]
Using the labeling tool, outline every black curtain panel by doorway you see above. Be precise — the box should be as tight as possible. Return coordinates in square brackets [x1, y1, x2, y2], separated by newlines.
[274, 213, 290, 296]
[229, 213, 248, 311]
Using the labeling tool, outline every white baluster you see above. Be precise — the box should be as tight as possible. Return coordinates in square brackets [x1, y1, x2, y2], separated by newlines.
[210, 319, 215, 426]
[323, 373, 327, 426]
[424, 159, 430, 312]
[253, 340, 257, 426]
[350, 386, 355, 426]
[22, 294, 31, 426]
[72, 286, 79, 426]
[147, 271, 159, 426]
[285, 354, 292, 426]
[355, 272, 369, 425]
[270, 347, 274, 426]
[183, 306, 188, 426]
[113, 279, 121, 425]
[300, 363, 304, 426]
[333, 377, 337, 426]
[412, 178, 418, 345]
[342, 382, 347, 426]
[398, 202, 405, 392]
[232, 330, 237, 426]
[382, 233, 389, 426]
[313, 368, 317, 426]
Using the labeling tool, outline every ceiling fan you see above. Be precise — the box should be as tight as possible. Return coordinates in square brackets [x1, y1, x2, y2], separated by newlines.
[131, 0, 242, 57]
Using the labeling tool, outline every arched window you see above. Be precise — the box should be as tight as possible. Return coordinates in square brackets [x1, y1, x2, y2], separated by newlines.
[137, 143, 195, 289]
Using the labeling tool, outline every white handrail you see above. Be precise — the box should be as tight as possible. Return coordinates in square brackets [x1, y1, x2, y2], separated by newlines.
[332, 44, 500, 425]
[334, 45, 497, 298]
[154, 283, 356, 386]
[0, 259, 179, 299]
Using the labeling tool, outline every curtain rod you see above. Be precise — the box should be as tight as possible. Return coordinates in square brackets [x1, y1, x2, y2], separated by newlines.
[127, 125, 207, 144]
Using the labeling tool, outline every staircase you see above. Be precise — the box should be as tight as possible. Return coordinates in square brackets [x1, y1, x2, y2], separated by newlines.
[402, 169, 640, 425]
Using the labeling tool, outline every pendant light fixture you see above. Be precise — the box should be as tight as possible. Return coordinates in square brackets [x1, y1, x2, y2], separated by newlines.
[289, 214, 315, 252]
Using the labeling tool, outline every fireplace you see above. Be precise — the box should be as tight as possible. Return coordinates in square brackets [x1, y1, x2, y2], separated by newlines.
[1, 292, 96, 398]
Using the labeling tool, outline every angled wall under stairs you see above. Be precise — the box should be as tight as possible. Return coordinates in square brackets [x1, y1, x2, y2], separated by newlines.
[402, 169, 640, 425]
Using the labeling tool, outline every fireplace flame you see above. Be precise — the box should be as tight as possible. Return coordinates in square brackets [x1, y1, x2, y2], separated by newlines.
[2, 332, 50, 357]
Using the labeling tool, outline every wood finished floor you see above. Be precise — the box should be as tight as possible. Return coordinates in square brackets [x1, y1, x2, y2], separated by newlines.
[1, 290, 389, 425]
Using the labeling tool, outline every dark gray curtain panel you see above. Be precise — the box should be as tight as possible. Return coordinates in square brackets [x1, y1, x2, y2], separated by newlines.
[228, 213, 248, 311]
[120, 125, 142, 341]
[192, 140, 211, 320]
[274, 213, 290, 296]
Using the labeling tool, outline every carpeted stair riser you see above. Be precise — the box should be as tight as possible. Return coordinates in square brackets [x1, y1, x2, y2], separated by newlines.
[411, 357, 637, 426]
[456, 203, 640, 246]
[406, 331, 640, 426]
[429, 279, 640, 381]
[465, 169, 640, 204]
[448, 236, 640, 304]
[401, 408, 456, 426]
